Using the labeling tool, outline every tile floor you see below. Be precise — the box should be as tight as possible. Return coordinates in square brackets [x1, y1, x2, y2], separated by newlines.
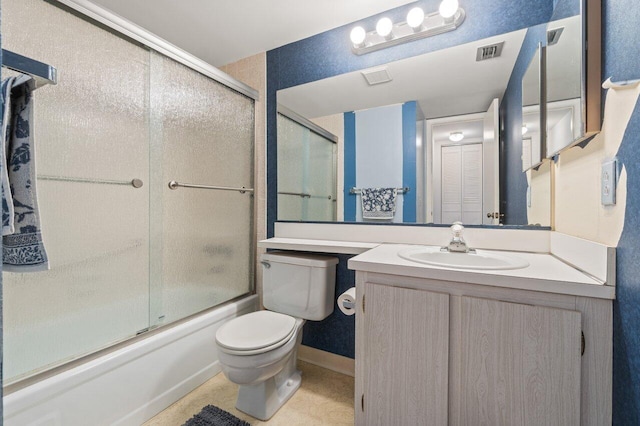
[144, 361, 355, 425]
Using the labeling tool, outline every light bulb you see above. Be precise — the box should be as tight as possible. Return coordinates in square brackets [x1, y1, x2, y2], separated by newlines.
[350, 26, 366, 46]
[376, 17, 393, 38]
[449, 132, 464, 142]
[522, 124, 528, 135]
[407, 7, 425, 29]
[439, 0, 459, 19]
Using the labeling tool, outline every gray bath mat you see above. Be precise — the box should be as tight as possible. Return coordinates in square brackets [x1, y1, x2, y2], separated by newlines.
[182, 405, 251, 426]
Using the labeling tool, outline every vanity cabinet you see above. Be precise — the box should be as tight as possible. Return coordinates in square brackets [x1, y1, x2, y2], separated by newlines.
[355, 273, 611, 426]
[357, 283, 449, 425]
[457, 296, 581, 425]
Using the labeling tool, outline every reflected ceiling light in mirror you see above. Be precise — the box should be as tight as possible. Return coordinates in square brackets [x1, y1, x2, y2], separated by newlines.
[449, 132, 464, 142]
[350, 1, 465, 55]
[522, 124, 528, 135]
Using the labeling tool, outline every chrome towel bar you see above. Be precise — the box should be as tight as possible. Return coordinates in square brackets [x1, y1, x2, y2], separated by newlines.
[39, 175, 143, 188]
[278, 191, 311, 198]
[168, 180, 253, 194]
[2, 49, 57, 89]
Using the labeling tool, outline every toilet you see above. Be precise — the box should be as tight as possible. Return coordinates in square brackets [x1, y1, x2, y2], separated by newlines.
[215, 251, 338, 420]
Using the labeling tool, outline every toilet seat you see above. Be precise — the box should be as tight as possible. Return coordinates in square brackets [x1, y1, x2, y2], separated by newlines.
[216, 311, 297, 356]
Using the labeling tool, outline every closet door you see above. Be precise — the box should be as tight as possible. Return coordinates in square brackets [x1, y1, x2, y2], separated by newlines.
[440, 143, 483, 225]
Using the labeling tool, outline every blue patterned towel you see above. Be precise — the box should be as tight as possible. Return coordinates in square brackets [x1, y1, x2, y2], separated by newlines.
[1, 77, 16, 235]
[361, 187, 398, 220]
[2, 78, 49, 272]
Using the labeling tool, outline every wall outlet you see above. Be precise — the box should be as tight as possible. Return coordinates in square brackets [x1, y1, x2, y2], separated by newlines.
[601, 159, 617, 206]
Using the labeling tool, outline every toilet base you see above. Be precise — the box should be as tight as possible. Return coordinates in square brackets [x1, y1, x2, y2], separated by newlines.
[235, 365, 302, 421]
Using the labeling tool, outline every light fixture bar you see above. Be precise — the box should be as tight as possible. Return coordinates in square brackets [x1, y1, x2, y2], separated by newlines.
[352, 8, 465, 56]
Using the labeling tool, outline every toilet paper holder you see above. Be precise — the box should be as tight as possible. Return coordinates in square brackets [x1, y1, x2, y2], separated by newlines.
[342, 300, 355, 310]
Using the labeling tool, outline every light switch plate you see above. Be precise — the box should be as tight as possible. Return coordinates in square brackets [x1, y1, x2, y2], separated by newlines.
[601, 158, 617, 206]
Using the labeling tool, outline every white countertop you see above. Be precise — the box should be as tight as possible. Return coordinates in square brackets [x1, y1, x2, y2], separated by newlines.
[348, 244, 615, 300]
[258, 237, 378, 254]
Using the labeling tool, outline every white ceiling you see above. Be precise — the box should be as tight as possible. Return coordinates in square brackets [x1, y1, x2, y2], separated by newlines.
[278, 29, 527, 121]
[86, 0, 414, 67]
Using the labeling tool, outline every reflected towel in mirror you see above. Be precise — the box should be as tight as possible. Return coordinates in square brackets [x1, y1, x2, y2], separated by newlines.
[361, 187, 397, 220]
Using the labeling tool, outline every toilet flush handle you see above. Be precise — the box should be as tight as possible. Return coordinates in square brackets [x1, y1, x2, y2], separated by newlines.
[260, 261, 271, 269]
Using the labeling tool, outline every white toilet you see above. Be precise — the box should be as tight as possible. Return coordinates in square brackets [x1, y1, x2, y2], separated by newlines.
[215, 251, 338, 420]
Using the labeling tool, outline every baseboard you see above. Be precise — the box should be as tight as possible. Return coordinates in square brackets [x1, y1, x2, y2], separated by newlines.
[298, 345, 355, 377]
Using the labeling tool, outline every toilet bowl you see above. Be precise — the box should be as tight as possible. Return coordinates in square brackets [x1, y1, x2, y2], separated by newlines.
[215, 252, 338, 420]
[216, 311, 305, 420]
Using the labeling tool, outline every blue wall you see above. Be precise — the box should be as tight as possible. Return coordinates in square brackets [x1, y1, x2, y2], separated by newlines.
[267, 0, 555, 237]
[301, 254, 356, 358]
[402, 101, 417, 223]
[603, 0, 640, 423]
[343, 112, 356, 221]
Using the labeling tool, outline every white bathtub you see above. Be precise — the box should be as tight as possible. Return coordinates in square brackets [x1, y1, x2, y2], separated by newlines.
[3, 295, 258, 426]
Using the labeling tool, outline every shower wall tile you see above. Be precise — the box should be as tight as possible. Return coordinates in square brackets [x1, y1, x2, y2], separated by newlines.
[220, 52, 267, 306]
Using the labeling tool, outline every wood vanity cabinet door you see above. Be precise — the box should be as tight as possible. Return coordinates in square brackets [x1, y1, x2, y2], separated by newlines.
[358, 282, 449, 426]
[458, 296, 581, 426]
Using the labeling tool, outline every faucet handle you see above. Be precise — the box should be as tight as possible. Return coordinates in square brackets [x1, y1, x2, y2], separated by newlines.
[450, 221, 464, 236]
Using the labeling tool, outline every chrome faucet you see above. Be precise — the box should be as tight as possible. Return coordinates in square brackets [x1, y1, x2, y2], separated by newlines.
[443, 222, 474, 253]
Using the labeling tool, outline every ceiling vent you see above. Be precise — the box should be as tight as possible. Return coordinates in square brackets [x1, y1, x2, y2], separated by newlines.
[476, 41, 505, 61]
[547, 27, 564, 46]
[361, 67, 392, 86]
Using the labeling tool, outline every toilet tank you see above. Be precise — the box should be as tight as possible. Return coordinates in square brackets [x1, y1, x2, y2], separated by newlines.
[261, 252, 338, 321]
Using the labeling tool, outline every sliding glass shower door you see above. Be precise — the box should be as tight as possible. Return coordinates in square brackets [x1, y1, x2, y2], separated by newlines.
[2, 0, 255, 384]
[150, 52, 254, 326]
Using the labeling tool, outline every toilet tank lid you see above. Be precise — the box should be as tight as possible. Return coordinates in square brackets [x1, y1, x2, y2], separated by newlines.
[261, 251, 339, 267]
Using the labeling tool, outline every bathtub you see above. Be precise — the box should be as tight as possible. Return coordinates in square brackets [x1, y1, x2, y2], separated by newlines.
[3, 295, 259, 426]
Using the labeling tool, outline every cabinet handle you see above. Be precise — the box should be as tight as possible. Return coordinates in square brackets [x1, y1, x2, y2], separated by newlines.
[361, 394, 365, 412]
[362, 294, 365, 314]
[581, 331, 585, 356]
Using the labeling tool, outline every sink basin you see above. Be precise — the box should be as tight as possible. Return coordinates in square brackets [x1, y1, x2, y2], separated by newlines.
[398, 246, 530, 270]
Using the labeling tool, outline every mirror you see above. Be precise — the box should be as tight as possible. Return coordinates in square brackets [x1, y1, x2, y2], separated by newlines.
[522, 45, 543, 171]
[542, 0, 601, 157]
[274, 0, 595, 227]
[521, 45, 552, 227]
[277, 28, 546, 226]
[545, 2, 585, 156]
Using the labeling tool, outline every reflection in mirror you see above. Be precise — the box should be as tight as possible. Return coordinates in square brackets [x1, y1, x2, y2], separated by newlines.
[277, 28, 554, 227]
[521, 45, 543, 170]
[546, 11, 584, 156]
[277, 111, 338, 221]
[520, 44, 553, 227]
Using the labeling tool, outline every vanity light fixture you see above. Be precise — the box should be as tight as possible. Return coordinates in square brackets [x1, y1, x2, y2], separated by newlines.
[350, 0, 466, 55]
[449, 131, 464, 142]
[522, 124, 529, 135]
[376, 17, 394, 40]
